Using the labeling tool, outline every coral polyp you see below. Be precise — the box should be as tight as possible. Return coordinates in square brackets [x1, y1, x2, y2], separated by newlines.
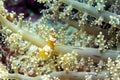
[0, 0, 120, 80]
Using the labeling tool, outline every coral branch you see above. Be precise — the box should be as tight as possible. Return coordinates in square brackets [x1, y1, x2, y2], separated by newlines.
[0, 14, 46, 48]
[55, 45, 120, 62]
[61, 0, 120, 29]
[6, 71, 108, 80]
[63, 18, 115, 40]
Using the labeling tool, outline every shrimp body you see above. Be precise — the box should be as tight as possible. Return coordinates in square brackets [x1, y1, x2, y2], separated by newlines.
[39, 28, 56, 59]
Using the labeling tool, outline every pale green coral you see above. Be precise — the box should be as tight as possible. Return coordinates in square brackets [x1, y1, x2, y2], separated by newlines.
[0, 0, 120, 80]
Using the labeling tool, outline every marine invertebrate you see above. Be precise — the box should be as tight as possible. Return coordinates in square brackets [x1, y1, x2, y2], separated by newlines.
[39, 28, 56, 59]
[0, 0, 120, 80]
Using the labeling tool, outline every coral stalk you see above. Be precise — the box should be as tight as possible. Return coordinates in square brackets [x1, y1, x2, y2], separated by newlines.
[61, 0, 120, 29]
[5, 71, 109, 80]
[63, 18, 115, 40]
[0, 14, 46, 48]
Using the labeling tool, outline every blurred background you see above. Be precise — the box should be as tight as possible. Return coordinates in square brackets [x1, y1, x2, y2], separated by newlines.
[4, 0, 45, 21]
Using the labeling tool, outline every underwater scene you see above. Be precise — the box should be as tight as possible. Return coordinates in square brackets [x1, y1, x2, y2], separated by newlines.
[0, 0, 120, 80]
